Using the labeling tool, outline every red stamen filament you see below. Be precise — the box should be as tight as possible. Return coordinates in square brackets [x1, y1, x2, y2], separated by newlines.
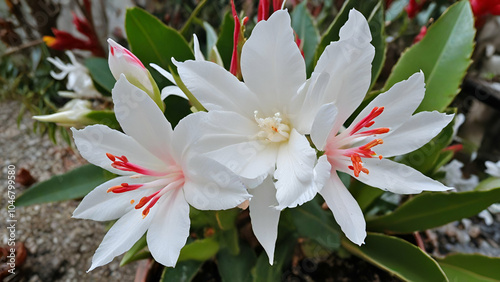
[351, 107, 385, 135]
[349, 154, 370, 177]
[107, 183, 143, 193]
[106, 153, 166, 177]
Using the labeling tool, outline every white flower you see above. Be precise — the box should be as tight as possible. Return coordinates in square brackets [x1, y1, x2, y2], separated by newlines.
[47, 51, 101, 99]
[173, 9, 375, 263]
[485, 160, 500, 177]
[33, 99, 92, 127]
[311, 72, 454, 245]
[440, 159, 479, 192]
[71, 75, 249, 271]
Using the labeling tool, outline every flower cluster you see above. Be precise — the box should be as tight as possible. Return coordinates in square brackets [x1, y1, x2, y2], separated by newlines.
[72, 8, 453, 270]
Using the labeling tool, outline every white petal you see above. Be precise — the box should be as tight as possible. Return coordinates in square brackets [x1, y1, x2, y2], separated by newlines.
[175, 60, 260, 119]
[312, 9, 374, 133]
[274, 129, 317, 209]
[291, 72, 331, 133]
[71, 125, 166, 174]
[88, 207, 154, 271]
[348, 72, 425, 133]
[377, 111, 454, 157]
[170, 112, 208, 163]
[150, 63, 177, 85]
[314, 155, 332, 191]
[310, 103, 338, 150]
[240, 10, 306, 111]
[183, 156, 250, 210]
[147, 189, 190, 267]
[197, 111, 278, 183]
[249, 177, 281, 265]
[160, 86, 188, 100]
[320, 173, 366, 245]
[112, 75, 176, 165]
[485, 161, 500, 177]
[349, 158, 452, 194]
[73, 176, 157, 221]
[193, 34, 205, 61]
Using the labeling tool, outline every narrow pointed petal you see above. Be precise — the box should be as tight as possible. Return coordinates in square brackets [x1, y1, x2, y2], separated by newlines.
[320, 173, 366, 245]
[249, 177, 281, 265]
[147, 190, 190, 267]
[88, 207, 154, 271]
[240, 10, 306, 111]
[175, 60, 260, 119]
[160, 85, 188, 100]
[150, 63, 177, 85]
[71, 125, 166, 174]
[183, 156, 250, 210]
[112, 75, 176, 165]
[312, 9, 374, 133]
[377, 111, 454, 157]
[348, 72, 425, 132]
[73, 176, 156, 221]
[274, 129, 317, 209]
[349, 158, 452, 194]
[193, 34, 205, 61]
[310, 103, 338, 150]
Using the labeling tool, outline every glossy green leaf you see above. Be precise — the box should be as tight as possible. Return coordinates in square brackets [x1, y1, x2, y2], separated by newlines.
[179, 0, 208, 39]
[86, 110, 120, 130]
[161, 260, 203, 282]
[343, 233, 448, 281]
[120, 235, 148, 266]
[216, 208, 240, 230]
[349, 180, 384, 212]
[383, 0, 475, 112]
[291, 199, 340, 250]
[475, 177, 500, 192]
[16, 164, 114, 207]
[217, 243, 256, 282]
[291, 1, 320, 75]
[216, 12, 235, 70]
[125, 7, 194, 89]
[219, 228, 240, 255]
[437, 253, 500, 282]
[163, 95, 192, 128]
[85, 57, 115, 95]
[367, 187, 500, 234]
[313, 0, 385, 87]
[178, 237, 219, 262]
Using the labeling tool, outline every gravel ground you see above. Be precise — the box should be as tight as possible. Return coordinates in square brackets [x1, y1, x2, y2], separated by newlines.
[0, 100, 137, 281]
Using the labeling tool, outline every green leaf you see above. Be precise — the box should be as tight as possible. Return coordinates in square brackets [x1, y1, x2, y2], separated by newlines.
[437, 253, 500, 282]
[216, 208, 240, 230]
[16, 164, 114, 207]
[217, 243, 256, 282]
[179, 0, 208, 39]
[367, 187, 500, 234]
[343, 233, 448, 281]
[313, 0, 385, 87]
[161, 260, 203, 282]
[291, 1, 320, 75]
[291, 199, 340, 250]
[86, 110, 120, 130]
[163, 95, 192, 128]
[125, 7, 194, 89]
[383, 0, 475, 112]
[120, 234, 148, 266]
[218, 228, 240, 255]
[475, 177, 500, 192]
[178, 237, 219, 262]
[216, 12, 235, 70]
[85, 57, 115, 95]
[349, 180, 384, 212]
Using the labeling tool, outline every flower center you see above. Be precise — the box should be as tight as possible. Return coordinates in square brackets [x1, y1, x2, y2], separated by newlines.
[254, 111, 290, 142]
[327, 107, 390, 177]
[105, 153, 184, 218]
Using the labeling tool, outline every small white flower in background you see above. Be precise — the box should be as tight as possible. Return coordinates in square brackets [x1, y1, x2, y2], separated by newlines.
[71, 75, 250, 271]
[311, 72, 454, 245]
[33, 99, 92, 127]
[485, 160, 500, 177]
[173, 9, 375, 263]
[107, 39, 164, 111]
[440, 159, 479, 192]
[47, 51, 102, 99]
